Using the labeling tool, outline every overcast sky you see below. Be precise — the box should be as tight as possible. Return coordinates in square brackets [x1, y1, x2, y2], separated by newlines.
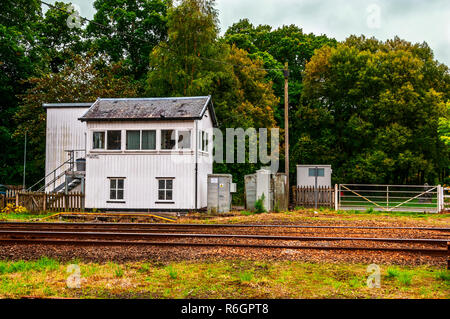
[46, 0, 450, 65]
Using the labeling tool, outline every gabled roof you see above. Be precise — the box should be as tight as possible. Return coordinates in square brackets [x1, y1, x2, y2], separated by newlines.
[78, 96, 218, 126]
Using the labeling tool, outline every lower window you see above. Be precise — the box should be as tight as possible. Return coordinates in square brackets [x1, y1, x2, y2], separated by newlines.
[158, 179, 173, 201]
[109, 178, 124, 200]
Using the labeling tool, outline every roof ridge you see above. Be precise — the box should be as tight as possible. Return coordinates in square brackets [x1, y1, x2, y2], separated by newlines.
[97, 96, 210, 101]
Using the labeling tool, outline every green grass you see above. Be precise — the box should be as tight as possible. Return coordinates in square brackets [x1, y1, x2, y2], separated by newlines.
[0, 212, 55, 221]
[0, 257, 59, 274]
[0, 259, 448, 299]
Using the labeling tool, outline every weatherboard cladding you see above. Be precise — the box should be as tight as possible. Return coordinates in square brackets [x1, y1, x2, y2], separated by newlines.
[79, 96, 214, 123]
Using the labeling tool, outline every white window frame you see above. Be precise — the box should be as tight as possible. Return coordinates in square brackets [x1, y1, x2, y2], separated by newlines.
[108, 177, 125, 202]
[125, 130, 157, 151]
[156, 177, 174, 202]
[92, 131, 106, 150]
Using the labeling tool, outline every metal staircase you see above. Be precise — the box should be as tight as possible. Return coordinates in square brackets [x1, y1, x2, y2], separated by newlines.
[28, 150, 86, 194]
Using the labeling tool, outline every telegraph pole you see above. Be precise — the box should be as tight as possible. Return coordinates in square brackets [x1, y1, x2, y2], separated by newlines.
[23, 131, 27, 190]
[283, 62, 290, 207]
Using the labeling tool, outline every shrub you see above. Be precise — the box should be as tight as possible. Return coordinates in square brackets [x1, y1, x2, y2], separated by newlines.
[1, 203, 28, 214]
[254, 194, 266, 214]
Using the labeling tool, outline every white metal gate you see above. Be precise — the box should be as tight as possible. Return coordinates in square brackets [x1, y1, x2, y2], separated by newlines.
[337, 184, 442, 213]
[443, 187, 450, 212]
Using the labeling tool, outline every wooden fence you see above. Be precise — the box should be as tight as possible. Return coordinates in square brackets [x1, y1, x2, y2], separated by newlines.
[292, 186, 335, 208]
[2, 192, 85, 213]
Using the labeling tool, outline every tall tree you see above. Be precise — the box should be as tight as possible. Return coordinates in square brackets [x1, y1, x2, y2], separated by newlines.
[0, 0, 42, 184]
[147, 0, 279, 200]
[293, 36, 450, 185]
[87, 0, 169, 82]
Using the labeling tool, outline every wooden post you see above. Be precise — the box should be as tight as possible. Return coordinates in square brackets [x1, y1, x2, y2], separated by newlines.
[43, 193, 47, 212]
[283, 62, 289, 208]
[15, 192, 19, 207]
[334, 184, 338, 211]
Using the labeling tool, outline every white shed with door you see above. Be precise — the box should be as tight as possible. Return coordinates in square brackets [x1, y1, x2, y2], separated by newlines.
[296, 165, 332, 188]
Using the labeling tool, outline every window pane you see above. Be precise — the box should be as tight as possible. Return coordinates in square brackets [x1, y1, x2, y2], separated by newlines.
[161, 130, 175, 150]
[126, 131, 140, 150]
[110, 179, 116, 189]
[158, 179, 165, 190]
[178, 131, 191, 149]
[205, 132, 208, 152]
[107, 131, 121, 150]
[166, 190, 173, 200]
[142, 130, 156, 150]
[93, 132, 105, 149]
[201, 131, 205, 151]
[110, 190, 116, 200]
[308, 168, 325, 177]
[166, 180, 173, 189]
[117, 179, 124, 189]
[158, 190, 165, 200]
[117, 190, 124, 200]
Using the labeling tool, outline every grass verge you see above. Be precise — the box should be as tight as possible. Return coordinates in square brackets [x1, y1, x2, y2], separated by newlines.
[0, 258, 448, 299]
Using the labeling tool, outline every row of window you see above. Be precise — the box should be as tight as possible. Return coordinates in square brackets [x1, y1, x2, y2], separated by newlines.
[109, 177, 174, 202]
[93, 129, 209, 152]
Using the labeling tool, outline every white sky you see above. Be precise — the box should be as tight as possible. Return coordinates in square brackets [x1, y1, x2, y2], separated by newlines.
[46, 0, 450, 65]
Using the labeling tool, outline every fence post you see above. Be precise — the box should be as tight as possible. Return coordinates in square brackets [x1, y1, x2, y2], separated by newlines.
[43, 193, 47, 212]
[437, 185, 443, 213]
[15, 193, 19, 207]
[334, 184, 338, 211]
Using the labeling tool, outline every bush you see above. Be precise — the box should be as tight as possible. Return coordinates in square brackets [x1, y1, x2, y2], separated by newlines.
[254, 194, 266, 214]
[1, 203, 28, 214]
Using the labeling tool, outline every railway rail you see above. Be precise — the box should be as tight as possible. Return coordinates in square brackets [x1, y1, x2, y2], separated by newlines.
[0, 222, 448, 262]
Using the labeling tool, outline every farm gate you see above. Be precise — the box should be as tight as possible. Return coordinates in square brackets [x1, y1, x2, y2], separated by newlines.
[337, 184, 443, 213]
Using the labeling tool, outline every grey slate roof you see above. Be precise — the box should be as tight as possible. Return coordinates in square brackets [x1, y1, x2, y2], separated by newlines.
[79, 96, 217, 126]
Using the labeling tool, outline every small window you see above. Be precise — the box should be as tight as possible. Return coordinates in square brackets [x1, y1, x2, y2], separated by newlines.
[93, 132, 105, 149]
[109, 178, 124, 200]
[178, 131, 191, 149]
[158, 179, 173, 201]
[308, 168, 325, 177]
[199, 131, 208, 152]
[126, 131, 140, 150]
[107, 130, 121, 150]
[142, 130, 156, 150]
[161, 130, 175, 150]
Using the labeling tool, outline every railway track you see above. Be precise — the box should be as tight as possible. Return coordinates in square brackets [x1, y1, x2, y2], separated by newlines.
[0, 222, 448, 261]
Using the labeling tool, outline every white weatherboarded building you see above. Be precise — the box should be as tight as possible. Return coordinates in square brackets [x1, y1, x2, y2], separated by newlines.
[43, 96, 217, 211]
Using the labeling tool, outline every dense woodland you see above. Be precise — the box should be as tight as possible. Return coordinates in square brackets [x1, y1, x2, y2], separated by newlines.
[1, 0, 449, 196]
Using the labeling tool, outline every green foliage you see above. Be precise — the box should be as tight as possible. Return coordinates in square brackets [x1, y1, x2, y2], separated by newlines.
[147, 0, 279, 200]
[295, 36, 450, 185]
[88, 0, 169, 80]
[254, 193, 266, 214]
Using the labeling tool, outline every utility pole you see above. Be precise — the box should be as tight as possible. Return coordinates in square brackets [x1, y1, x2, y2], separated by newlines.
[23, 131, 27, 190]
[283, 62, 290, 208]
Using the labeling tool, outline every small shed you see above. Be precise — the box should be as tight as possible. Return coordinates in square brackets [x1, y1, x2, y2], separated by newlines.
[296, 165, 332, 188]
